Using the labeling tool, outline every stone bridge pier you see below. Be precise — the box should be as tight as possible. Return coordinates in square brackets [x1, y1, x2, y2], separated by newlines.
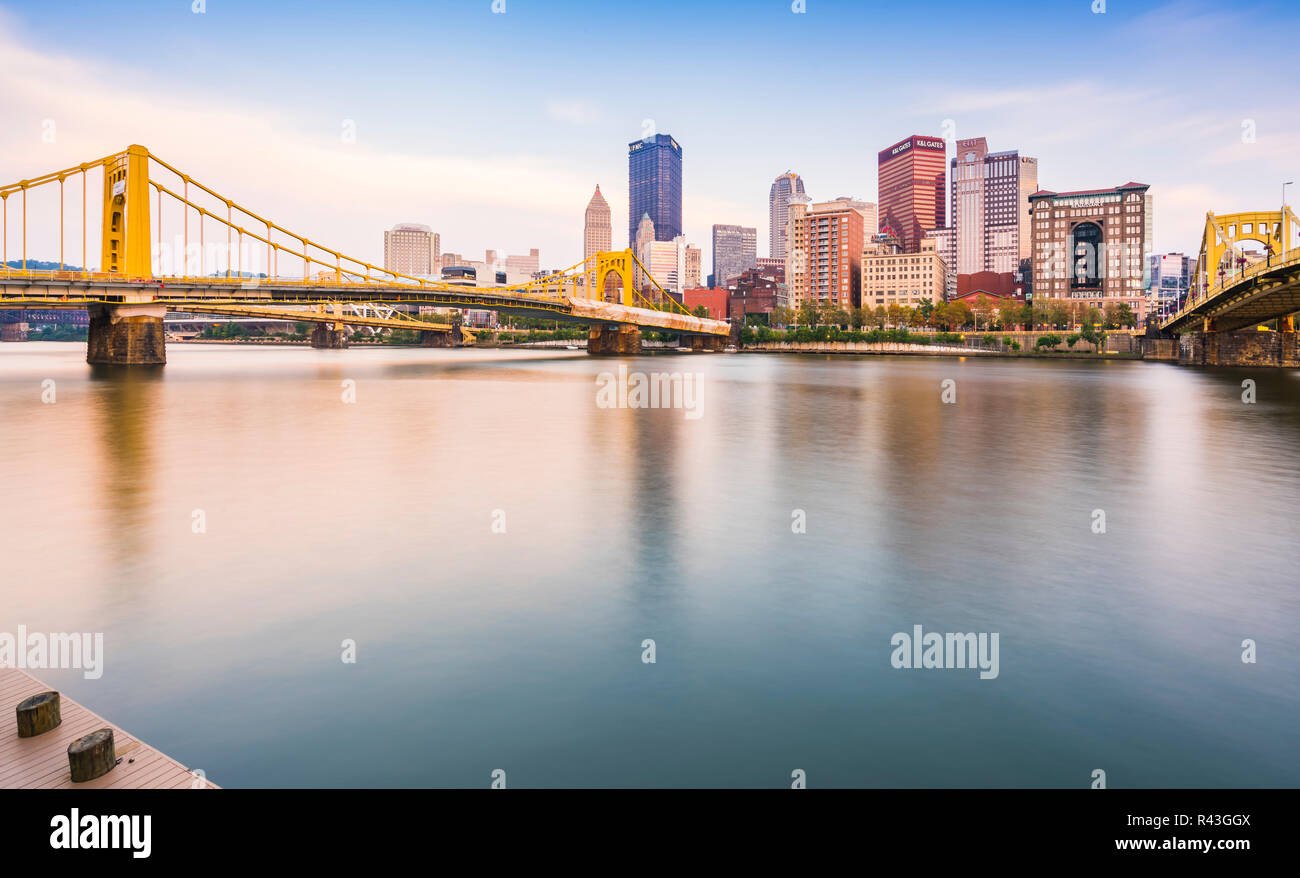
[686, 335, 725, 352]
[310, 323, 348, 349]
[588, 323, 641, 355]
[1, 323, 29, 342]
[1171, 317, 1299, 367]
[86, 302, 167, 365]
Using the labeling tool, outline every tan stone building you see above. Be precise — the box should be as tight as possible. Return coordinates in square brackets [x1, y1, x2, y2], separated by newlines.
[584, 185, 612, 261]
[684, 244, 702, 289]
[383, 223, 439, 276]
[861, 235, 948, 308]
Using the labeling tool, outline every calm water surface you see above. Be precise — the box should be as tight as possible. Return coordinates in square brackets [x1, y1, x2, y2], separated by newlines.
[1, 342, 1297, 787]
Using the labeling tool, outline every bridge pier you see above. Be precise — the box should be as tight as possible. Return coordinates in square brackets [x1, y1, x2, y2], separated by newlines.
[310, 324, 348, 349]
[1, 323, 29, 342]
[588, 323, 641, 355]
[86, 303, 166, 365]
[1175, 329, 1300, 367]
[419, 329, 455, 347]
[687, 335, 725, 352]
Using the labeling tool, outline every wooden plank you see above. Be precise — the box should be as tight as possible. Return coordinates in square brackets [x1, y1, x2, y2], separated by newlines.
[0, 669, 218, 789]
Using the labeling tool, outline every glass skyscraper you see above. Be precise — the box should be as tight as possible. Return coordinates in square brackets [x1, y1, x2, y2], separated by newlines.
[627, 134, 682, 246]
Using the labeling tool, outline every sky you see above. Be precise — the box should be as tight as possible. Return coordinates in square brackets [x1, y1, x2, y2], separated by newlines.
[1, 0, 1298, 274]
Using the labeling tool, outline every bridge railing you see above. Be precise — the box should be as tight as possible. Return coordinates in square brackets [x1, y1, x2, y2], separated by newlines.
[1163, 249, 1300, 328]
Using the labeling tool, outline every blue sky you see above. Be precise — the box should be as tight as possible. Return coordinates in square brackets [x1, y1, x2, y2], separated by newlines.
[2, 0, 1298, 270]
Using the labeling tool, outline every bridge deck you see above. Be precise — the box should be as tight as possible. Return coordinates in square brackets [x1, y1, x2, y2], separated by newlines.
[0, 669, 218, 789]
[0, 272, 731, 336]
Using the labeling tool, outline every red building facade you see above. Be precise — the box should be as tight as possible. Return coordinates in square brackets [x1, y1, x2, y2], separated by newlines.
[877, 135, 947, 253]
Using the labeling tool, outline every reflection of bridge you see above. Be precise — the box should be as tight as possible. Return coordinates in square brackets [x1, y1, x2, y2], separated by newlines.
[0, 145, 730, 364]
[1155, 208, 1300, 366]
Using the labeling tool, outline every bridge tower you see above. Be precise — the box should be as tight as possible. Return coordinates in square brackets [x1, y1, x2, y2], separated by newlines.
[101, 144, 152, 277]
[87, 145, 166, 365]
[587, 249, 643, 354]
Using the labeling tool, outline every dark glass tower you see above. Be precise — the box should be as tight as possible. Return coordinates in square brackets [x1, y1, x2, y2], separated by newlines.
[627, 134, 682, 246]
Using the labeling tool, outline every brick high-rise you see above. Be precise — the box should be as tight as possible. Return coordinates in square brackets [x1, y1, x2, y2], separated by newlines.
[877, 135, 947, 252]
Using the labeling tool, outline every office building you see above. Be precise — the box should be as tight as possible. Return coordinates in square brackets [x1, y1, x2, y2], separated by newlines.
[877, 135, 947, 252]
[383, 223, 439, 276]
[769, 171, 806, 259]
[861, 235, 947, 308]
[712, 224, 757, 289]
[949, 137, 1038, 276]
[1028, 182, 1154, 320]
[628, 133, 683, 246]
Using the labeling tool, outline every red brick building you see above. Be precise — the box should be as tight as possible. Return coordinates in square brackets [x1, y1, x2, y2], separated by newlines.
[728, 268, 789, 318]
[682, 287, 729, 320]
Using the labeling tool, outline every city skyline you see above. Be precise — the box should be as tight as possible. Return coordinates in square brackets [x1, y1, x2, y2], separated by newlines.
[1, 1, 1298, 275]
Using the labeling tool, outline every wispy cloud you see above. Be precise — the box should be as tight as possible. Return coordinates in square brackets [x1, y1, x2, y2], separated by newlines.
[544, 99, 601, 125]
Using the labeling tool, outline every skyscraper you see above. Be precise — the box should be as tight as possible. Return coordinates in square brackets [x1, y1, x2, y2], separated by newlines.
[584, 185, 611, 262]
[769, 171, 806, 260]
[628, 133, 682, 246]
[877, 135, 947, 252]
[383, 223, 439, 276]
[949, 137, 1038, 276]
[711, 224, 757, 290]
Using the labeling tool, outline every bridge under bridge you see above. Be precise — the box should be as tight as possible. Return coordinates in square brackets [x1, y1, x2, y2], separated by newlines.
[0, 145, 732, 363]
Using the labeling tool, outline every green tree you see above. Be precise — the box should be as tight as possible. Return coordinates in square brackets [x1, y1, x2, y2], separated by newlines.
[798, 301, 819, 327]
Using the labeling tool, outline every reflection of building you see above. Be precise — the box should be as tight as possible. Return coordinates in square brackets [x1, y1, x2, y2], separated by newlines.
[861, 235, 947, 308]
[628, 133, 682, 246]
[949, 138, 1037, 275]
[711, 224, 757, 289]
[1029, 182, 1153, 320]
[786, 198, 872, 309]
[768, 171, 806, 259]
[877, 135, 947, 252]
[384, 223, 439, 276]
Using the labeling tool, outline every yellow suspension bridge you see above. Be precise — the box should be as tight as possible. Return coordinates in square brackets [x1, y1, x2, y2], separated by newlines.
[0, 144, 730, 364]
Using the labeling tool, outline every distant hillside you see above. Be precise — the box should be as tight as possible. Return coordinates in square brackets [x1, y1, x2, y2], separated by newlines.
[3, 261, 265, 278]
[4, 259, 85, 271]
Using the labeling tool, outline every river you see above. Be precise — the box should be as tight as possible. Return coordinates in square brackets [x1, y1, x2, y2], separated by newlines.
[1, 342, 1296, 787]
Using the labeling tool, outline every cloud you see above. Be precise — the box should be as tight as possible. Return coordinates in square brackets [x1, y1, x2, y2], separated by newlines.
[0, 14, 602, 268]
[544, 99, 600, 125]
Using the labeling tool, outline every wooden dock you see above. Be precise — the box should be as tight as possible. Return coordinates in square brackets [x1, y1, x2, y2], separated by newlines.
[0, 669, 218, 789]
